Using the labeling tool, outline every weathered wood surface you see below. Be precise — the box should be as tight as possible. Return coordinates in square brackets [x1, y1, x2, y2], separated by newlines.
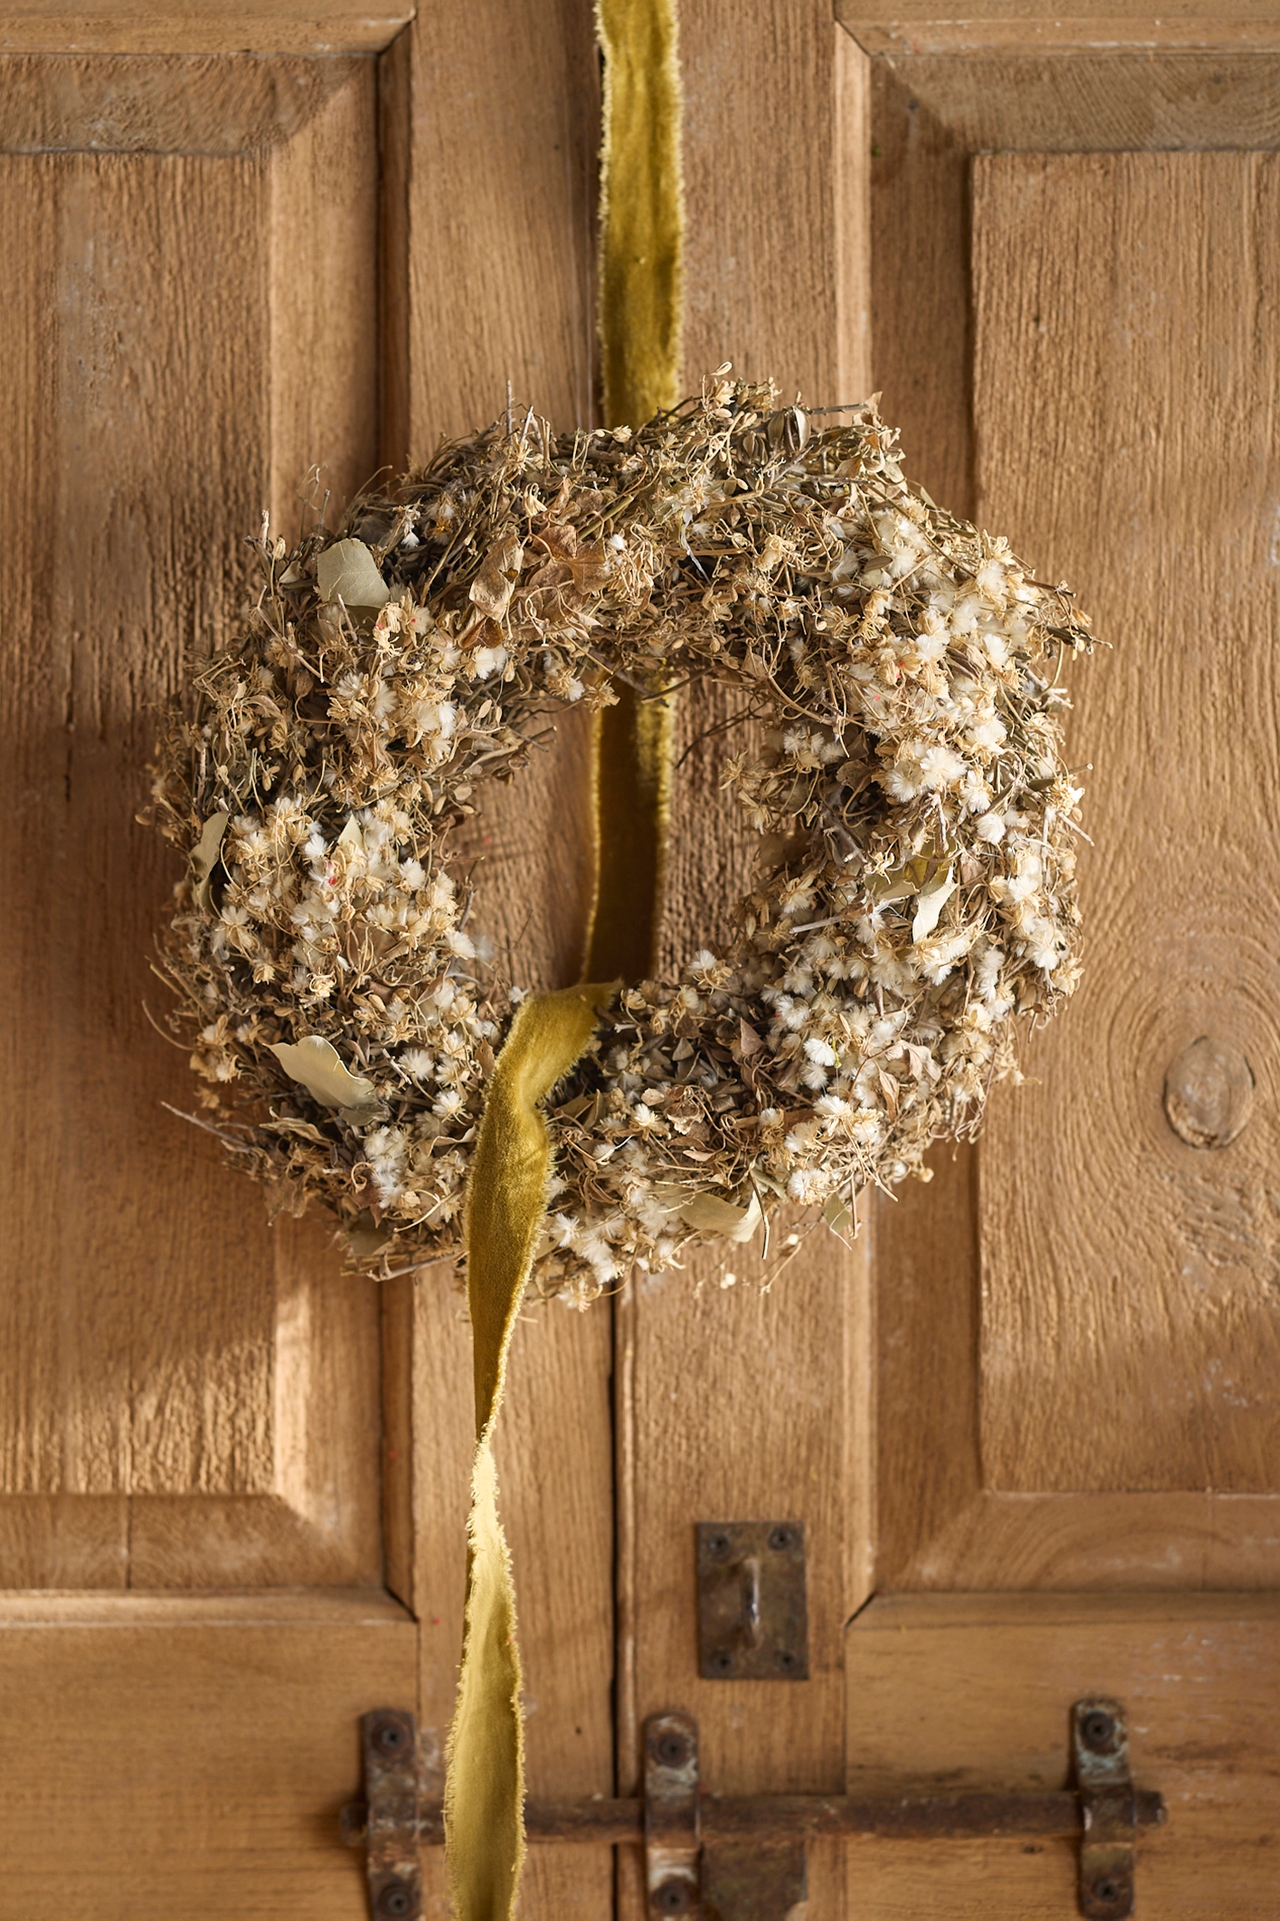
[614, 14, 874, 1919]
[0, 59, 382, 1592]
[0, 3, 410, 56]
[847, 1592, 1280, 1917]
[387, 9, 614, 1914]
[840, 2, 1280, 55]
[975, 151, 1280, 1494]
[871, 56, 1280, 1594]
[0, 1601, 415, 1918]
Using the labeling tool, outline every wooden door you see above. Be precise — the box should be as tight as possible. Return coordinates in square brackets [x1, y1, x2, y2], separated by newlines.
[622, 6, 1280, 1918]
[8, 2, 1280, 1917]
[0, 4, 612, 1913]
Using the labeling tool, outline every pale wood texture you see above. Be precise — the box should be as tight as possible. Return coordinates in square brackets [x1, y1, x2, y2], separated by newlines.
[386, 11, 615, 1915]
[0, 1609, 415, 1917]
[839, 2, 1280, 55]
[0, 56, 382, 1593]
[975, 150, 1280, 1497]
[0, 4, 410, 56]
[870, 53, 1280, 1594]
[846, 1592, 1280, 1917]
[614, 15, 875, 1919]
[0, 51, 368, 151]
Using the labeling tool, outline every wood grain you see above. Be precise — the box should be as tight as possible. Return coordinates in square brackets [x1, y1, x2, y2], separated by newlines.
[0, 1611, 414, 1917]
[870, 52, 1280, 1591]
[0, 4, 410, 56]
[0, 73, 382, 1590]
[0, 52, 368, 152]
[618, 25, 873, 1917]
[841, 5, 1280, 55]
[867, 52, 1280, 526]
[384, 11, 614, 1915]
[974, 151, 1280, 1493]
[846, 1591, 1280, 1916]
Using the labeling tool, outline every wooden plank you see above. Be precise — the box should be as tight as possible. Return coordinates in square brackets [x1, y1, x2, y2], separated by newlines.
[846, 1593, 1280, 1915]
[868, 55, 1280, 1593]
[0, 51, 369, 153]
[974, 151, 1280, 1496]
[840, 3, 1280, 55]
[0, 70, 383, 1589]
[0, 1613, 415, 1917]
[0, 5, 410, 56]
[387, 11, 613, 1915]
[614, 15, 874, 1915]
[398, 0, 598, 447]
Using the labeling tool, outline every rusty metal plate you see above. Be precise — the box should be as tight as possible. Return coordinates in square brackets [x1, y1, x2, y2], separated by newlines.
[702, 1841, 808, 1920]
[1073, 1698, 1135, 1920]
[645, 1711, 701, 1917]
[360, 1708, 423, 1921]
[697, 1522, 808, 1681]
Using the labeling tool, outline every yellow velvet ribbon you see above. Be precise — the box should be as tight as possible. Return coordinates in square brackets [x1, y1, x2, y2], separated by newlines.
[444, 5, 684, 1915]
[445, 985, 614, 1921]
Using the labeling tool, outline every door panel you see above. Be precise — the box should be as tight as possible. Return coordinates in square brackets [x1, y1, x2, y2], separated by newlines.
[976, 150, 1280, 1498]
[0, 58, 382, 1593]
[868, 46, 1280, 1594]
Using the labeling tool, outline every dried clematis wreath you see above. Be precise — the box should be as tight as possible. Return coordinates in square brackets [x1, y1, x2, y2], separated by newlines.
[148, 376, 1094, 1305]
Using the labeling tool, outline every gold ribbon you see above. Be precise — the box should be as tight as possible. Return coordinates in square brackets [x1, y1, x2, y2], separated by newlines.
[445, 4, 684, 1914]
[445, 985, 614, 1921]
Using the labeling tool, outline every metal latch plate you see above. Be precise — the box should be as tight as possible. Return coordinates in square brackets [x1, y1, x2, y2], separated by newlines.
[697, 1521, 808, 1680]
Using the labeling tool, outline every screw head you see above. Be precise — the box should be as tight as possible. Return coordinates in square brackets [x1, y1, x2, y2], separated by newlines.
[709, 1649, 734, 1675]
[768, 1525, 795, 1552]
[1088, 1872, 1130, 1914]
[705, 1532, 732, 1561]
[373, 1717, 409, 1757]
[652, 1877, 694, 1915]
[652, 1727, 691, 1769]
[775, 1648, 798, 1672]
[375, 1880, 415, 1918]
[1080, 1709, 1117, 1753]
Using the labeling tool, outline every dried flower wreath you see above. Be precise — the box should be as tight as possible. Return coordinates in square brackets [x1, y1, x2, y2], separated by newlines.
[149, 376, 1094, 1304]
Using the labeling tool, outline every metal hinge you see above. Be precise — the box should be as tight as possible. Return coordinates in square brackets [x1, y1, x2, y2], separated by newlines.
[341, 1696, 1163, 1919]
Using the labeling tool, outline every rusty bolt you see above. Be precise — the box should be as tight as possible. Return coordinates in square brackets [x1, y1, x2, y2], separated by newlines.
[1080, 1710, 1117, 1753]
[653, 1727, 691, 1769]
[652, 1877, 694, 1915]
[1088, 1872, 1131, 1915]
[375, 1880, 415, 1918]
[373, 1717, 409, 1757]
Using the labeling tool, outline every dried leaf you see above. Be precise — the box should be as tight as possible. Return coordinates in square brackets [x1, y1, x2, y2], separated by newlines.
[316, 538, 390, 609]
[190, 810, 230, 912]
[652, 1186, 762, 1243]
[911, 864, 957, 942]
[269, 1035, 382, 1119]
[468, 532, 524, 621]
[823, 1191, 854, 1242]
[738, 1018, 764, 1057]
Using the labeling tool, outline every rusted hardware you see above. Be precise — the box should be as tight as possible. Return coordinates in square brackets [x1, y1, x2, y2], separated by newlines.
[645, 1711, 701, 1916]
[1074, 1698, 1138, 1920]
[697, 1522, 808, 1680]
[343, 1709, 422, 1921]
[702, 1840, 807, 1921]
[342, 1702, 1165, 1919]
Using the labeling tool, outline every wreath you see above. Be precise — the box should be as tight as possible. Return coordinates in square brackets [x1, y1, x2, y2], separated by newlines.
[148, 376, 1094, 1304]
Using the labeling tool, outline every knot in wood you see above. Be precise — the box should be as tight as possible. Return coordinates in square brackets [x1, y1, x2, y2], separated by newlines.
[1163, 1036, 1253, 1149]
